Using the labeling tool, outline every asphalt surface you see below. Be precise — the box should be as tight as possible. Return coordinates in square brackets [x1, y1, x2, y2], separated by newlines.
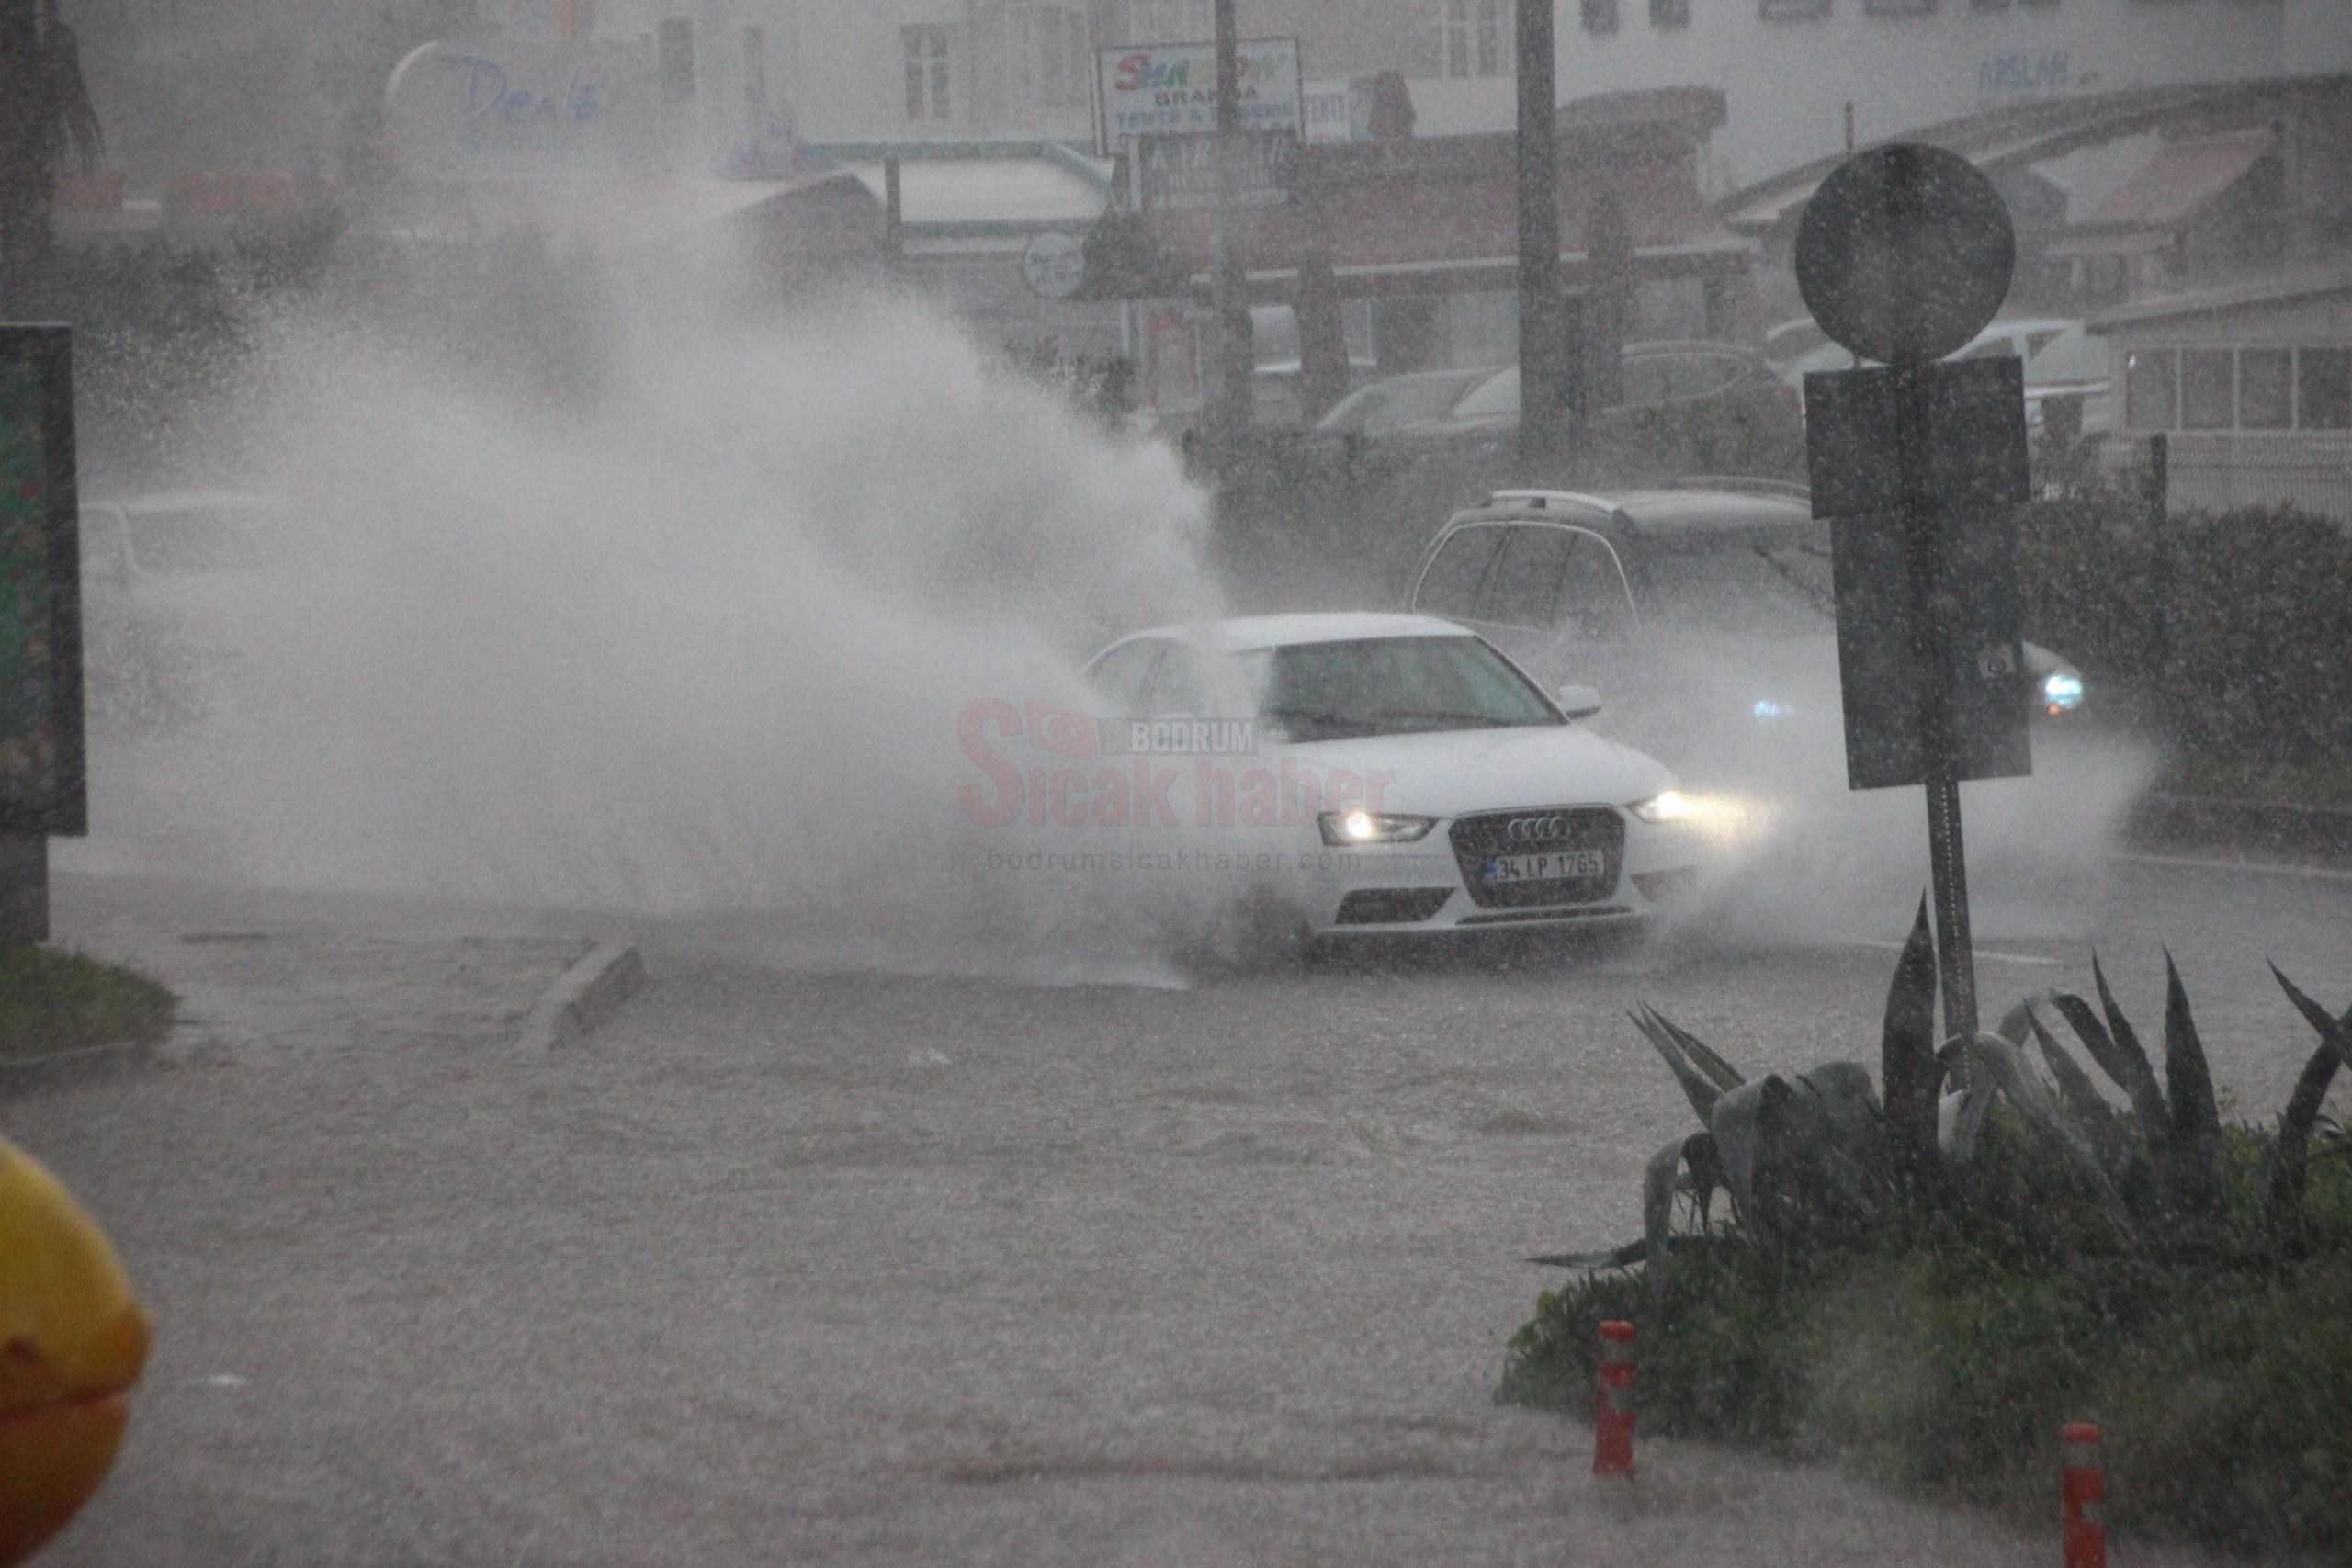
[9, 858, 2348, 1566]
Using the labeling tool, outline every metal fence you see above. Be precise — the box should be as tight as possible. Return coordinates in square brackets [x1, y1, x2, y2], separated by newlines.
[2077, 430, 2352, 525]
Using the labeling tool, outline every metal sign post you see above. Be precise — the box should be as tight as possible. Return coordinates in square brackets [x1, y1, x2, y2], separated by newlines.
[1514, 0, 1568, 486]
[1894, 353, 1978, 1037]
[0, 327, 88, 947]
[1210, 0, 1252, 469]
[1797, 145, 2033, 1040]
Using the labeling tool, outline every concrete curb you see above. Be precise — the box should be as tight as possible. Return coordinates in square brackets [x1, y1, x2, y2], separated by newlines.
[517, 942, 648, 1054]
[0, 1039, 162, 1100]
[2126, 794, 2352, 866]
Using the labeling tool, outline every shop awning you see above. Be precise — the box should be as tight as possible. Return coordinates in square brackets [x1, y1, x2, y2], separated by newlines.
[2045, 129, 2274, 260]
[398, 170, 879, 259]
[845, 155, 1111, 232]
[1136, 134, 1751, 301]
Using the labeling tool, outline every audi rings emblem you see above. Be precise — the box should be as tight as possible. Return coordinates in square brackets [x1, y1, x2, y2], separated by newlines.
[1504, 816, 1573, 842]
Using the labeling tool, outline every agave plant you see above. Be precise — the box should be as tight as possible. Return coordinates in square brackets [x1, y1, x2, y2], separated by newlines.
[1534, 896, 2352, 1289]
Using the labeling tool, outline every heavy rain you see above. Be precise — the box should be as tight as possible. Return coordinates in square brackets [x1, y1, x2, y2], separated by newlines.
[0, 2, 2348, 1563]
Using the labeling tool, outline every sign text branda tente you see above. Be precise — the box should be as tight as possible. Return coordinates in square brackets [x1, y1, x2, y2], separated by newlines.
[1094, 38, 1303, 153]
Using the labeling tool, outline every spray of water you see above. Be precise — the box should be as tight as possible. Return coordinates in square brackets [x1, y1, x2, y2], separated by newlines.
[68, 293, 1239, 979]
[1614, 638, 2154, 946]
[63, 265, 2152, 976]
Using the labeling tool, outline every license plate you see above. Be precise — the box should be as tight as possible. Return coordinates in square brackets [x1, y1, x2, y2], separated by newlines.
[1483, 850, 1608, 885]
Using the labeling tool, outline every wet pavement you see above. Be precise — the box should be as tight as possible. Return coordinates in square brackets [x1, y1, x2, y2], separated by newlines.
[7, 859, 2346, 1565]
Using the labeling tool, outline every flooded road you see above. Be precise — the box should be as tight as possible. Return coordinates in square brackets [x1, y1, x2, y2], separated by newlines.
[8, 860, 2343, 1565]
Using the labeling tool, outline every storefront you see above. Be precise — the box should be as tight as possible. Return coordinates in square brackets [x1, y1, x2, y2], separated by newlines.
[1101, 88, 1757, 412]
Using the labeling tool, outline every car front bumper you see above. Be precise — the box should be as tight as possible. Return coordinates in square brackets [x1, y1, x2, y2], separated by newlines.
[1290, 808, 1702, 937]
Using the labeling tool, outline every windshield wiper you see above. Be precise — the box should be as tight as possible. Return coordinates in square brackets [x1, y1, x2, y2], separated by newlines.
[1370, 709, 1521, 730]
[1261, 708, 1367, 739]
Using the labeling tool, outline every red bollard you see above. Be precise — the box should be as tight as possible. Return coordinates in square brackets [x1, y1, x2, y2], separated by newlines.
[2062, 1422, 2107, 1568]
[1594, 1320, 1636, 1477]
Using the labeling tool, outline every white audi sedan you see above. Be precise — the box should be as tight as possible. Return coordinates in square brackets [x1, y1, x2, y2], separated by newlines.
[1081, 613, 1702, 939]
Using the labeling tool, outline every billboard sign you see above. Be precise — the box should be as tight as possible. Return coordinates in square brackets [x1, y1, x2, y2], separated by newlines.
[1095, 38, 1304, 153]
[0, 328, 85, 837]
[1137, 130, 1296, 211]
[1302, 79, 1357, 144]
[384, 37, 662, 178]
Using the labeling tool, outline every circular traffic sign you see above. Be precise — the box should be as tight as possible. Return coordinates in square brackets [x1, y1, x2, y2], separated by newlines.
[1022, 231, 1087, 300]
[1794, 144, 2015, 365]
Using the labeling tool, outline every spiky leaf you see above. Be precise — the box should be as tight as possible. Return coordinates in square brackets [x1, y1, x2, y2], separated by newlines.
[1631, 1009, 1721, 1127]
[2270, 964, 2352, 1075]
[1879, 897, 1940, 1164]
[2025, 1006, 2109, 1124]
[1650, 1011, 1744, 1093]
[2051, 982, 2173, 1170]
[2161, 952, 2225, 1215]
[2260, 966, 2352, 1237]
[1963, 1033, 2140, 1241]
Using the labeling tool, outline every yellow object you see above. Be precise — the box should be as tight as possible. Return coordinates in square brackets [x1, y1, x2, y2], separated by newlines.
[0, 1138, 148, 1566]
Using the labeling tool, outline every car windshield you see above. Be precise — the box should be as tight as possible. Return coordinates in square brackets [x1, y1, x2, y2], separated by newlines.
[124, 505, 283, 575]
[1447, 367, 1520, 420]
[1638, 544, 1836, 636]
[2026, 326, 2108, 388]
[1316, 372, 1487, 435]
[1238, 635, 1561, 741]
[1765, 320, 1831, 364]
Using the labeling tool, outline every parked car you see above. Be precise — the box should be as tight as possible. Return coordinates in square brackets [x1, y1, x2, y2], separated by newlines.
[2020, 324, 2115, 434]
[1386, 341, 1807, 480]
[1151, 359, 1381, 446]
[78, 491, 289, 722]
[1781, 315, 2079, 385]
[1404, 484, 2085, 785]
[1080, 612, 1701, 938]
[1761, 316, 1833, 371]
[1311, 367, 1496, 442]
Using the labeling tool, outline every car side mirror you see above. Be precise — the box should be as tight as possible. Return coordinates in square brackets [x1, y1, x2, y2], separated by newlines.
[1555, 683, 1603, 720]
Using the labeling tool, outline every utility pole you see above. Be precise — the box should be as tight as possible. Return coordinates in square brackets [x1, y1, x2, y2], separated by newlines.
[1210, 0, 1251, 470]
[882, 153, 904, 278]
[1515, 0, 1568, 485]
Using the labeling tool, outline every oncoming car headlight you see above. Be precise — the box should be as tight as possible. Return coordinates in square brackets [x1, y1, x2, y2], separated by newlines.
[1626, 791, 1694, 825]
[2042, 671, 2085, 715]
[1317, 809, 1437, 846]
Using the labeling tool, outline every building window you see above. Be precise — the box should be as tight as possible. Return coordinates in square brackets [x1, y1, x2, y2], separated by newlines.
[1651, 0, 1693, 24]
[2239, 348, 2294, 430]
[903, 24, 953, 121]
[1444, 0, 1513, 76]
[2179, 348, 2234, 430]
[2301, 348, 2352, 430]
[1009, 4, 1091, 107]
[1123, 0, 1211, 43]
[2125, 348, 2177, 431]
[1582, 0, 1622, 33]
[1760, 0, 1832, 17]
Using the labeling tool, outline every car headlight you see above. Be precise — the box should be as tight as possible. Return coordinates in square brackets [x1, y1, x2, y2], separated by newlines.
[1627, 791, 1694, 825]
[1317, 809, 1437, 846]
[2041, 671, 2085, 715]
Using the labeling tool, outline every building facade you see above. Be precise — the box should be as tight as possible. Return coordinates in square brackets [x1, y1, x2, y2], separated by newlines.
[1532, 0, 2327, 190]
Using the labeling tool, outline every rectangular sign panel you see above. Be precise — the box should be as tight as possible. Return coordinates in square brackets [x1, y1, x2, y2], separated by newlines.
[1138, 129, 1296, 211]
[1804, 357, 2030, 522]
[1095, 37, 1304, 153]
[0, 328, 86, 836]
[1827, 505, 2031, 791]
[384, 39, 663, 179]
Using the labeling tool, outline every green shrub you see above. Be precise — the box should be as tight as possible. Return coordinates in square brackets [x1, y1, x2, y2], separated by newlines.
[1500, 1122, 2352, 1555]
[0, 946, 175, 1060]
[2018, 489, 2352, 781]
